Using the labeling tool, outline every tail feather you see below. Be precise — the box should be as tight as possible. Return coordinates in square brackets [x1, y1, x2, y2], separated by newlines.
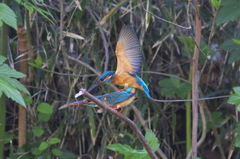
[135, 75, 151, 98]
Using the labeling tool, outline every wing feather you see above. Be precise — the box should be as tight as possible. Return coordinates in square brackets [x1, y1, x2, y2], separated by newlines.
[115, 25, 142, 75]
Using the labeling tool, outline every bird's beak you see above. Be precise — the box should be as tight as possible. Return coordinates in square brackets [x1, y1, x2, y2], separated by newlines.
[58, 100, 84, 110]
[88, 83, 98, 92]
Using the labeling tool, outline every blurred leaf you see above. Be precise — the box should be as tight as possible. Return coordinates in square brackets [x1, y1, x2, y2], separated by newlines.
[145, 129, 160, 152]
[38, 112, 51, 122]
[59, 149, 77, 159]
[35, 152, 51, 159]
[158, 77, 191, 99]
[0, 3, 17, 30]
[29, 54, 43, 68]
[145, 0, 151, 30]
[23, 95, 33, 105]
[106, 143, 149, 158]
[52, 148, 62, 157]
[3, 132, 14, 144]
[0, 56, 7, 65]
[211, 0, 221, 10]
[20, 0, 54, 23]
[49, 138, 61, 144]
[32, 126, 44, 137]
[233, 39, 240, 45]
[100, 0, 127, 25]
[228, 87, 240, 105]
[216, 0, 240, 25]
[178, 36, 214, 61]
[31, 147, 43, 156]
[87, 107, 96, 145]
[234, 124, 240, 147]
[39, 142, 48, 151]
[37, 102, 53, 114]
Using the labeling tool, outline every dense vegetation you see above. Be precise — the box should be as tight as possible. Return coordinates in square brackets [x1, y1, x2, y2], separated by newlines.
[1, 0, 240, 158]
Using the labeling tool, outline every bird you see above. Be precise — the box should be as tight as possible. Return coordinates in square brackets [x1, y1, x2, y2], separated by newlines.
[88, 25, 151, 98]
[59, 87, 136, 113]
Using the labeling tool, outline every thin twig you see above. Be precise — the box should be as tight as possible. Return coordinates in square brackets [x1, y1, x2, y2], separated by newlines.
[78, 89, 158, 159]
[150, 95, 229, 102]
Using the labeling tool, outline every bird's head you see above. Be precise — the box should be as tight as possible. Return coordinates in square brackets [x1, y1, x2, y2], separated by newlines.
[88, 71, 115, 92]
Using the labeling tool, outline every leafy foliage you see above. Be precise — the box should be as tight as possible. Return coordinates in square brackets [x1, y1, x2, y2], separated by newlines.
[0, 3, 17, 30]
[220, 39, 240, 64]
[0, 56, 29, 107]
[106, 129, 159, 159]
[216, 0, 240, 25]
[158, 77, 191, 99]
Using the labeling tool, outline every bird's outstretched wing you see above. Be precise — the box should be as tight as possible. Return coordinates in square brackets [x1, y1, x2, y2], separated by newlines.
[115, 25, 142, 75]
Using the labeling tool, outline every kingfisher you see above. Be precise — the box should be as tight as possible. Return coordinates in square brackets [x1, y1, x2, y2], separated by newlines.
[88, 25, 151, 98]
[59, 87, 136, 113]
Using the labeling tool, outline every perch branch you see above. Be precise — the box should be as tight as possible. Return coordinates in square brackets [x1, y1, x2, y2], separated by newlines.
[78, 89, 158, 159]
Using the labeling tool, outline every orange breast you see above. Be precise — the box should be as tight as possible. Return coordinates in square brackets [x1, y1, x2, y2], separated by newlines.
[111, 74, 144, 91]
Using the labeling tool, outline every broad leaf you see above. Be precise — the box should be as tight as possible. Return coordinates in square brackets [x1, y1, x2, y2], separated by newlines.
[0, 3, 17, 30]
[39, 142, 48, 151]
[145, 129, 160, 152]
[37, 102, 53, 114]
[0, 64, 26, 78]
[0, 77, 26, 107]
[32, 126, 44, 137]
[52, 148, 62, 157]
[49, 138, 61, 144]
[216, 0, 240, 25]
[158, 77, 191, 99]
[0, 56, 7, 65]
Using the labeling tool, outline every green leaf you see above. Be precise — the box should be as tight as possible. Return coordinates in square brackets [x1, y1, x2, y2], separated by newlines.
[0, 3, 17, 30]
[216, 0, 240, 26]
[233, 87, 240, 95]
[106, 143, 148, 158]
[59, 149, 77, 159]
[0, 56, 7, 64]
[0, 75, 29, 95]
[39, 142, 48, 151]
[29, 54, 43, 68]
[227, 49, 240, 64]
[233, 39, 240, 46]
[145, 129, 160, 152]
[37, 102, 53, 114]
[38, 112, 51, 122]
[211, 0, 221, 10]
[52, 148, 62, 157]
[0, 76, 26, 107]
[0, 64, 26, 78]
[158, 77, 191, 99]
[49, 138, 61, 144]
[32, 126, 44, 137]
[228, 94, 240, 105]
[23, 95, 33, 105]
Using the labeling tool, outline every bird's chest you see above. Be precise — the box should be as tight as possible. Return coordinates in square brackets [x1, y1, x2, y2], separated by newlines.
[111, 74, 136, 87]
